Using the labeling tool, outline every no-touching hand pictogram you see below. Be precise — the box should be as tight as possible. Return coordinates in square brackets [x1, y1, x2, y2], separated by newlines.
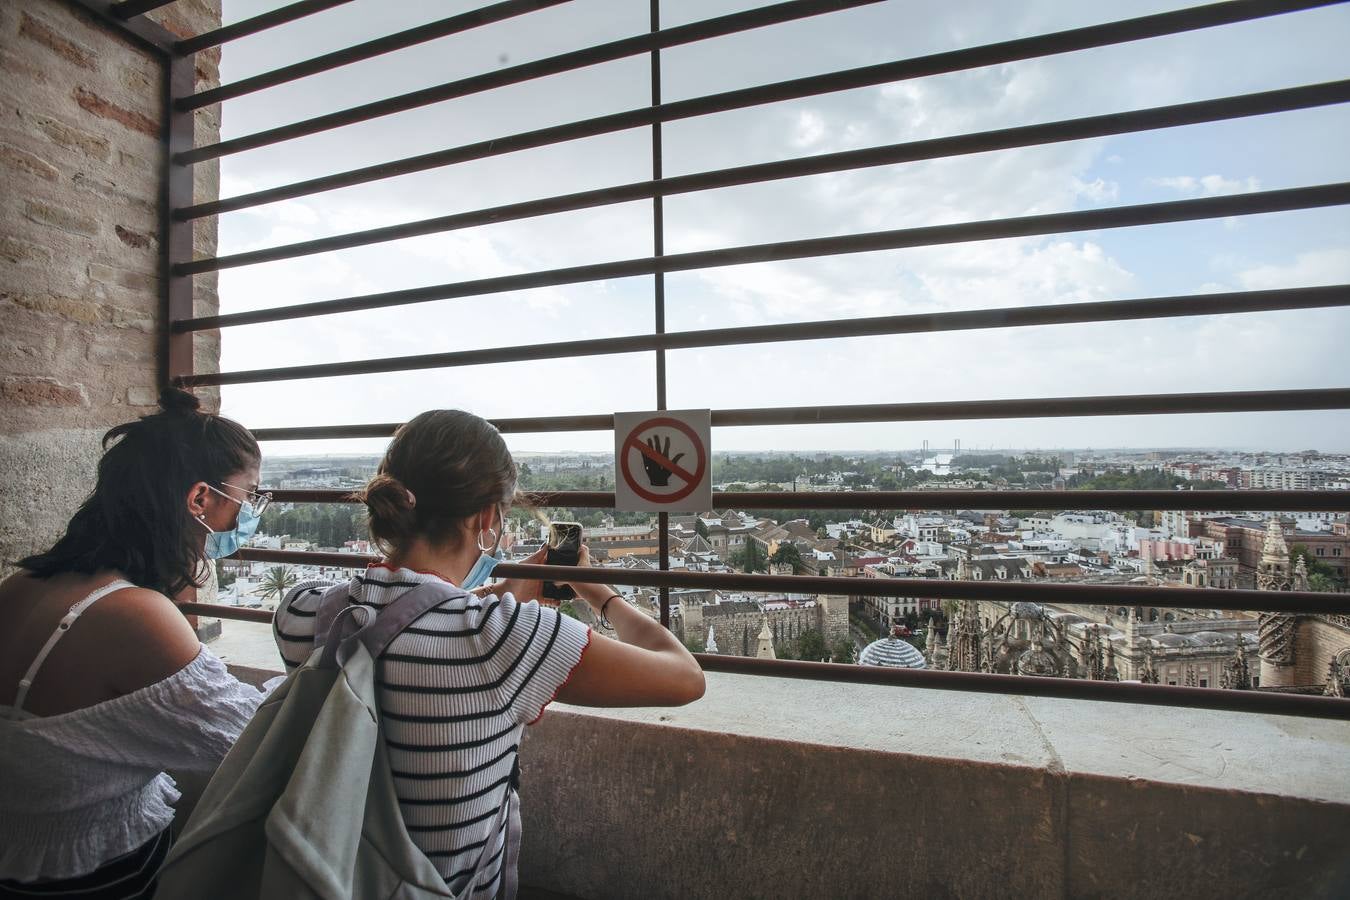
[614, 410, 712, 512]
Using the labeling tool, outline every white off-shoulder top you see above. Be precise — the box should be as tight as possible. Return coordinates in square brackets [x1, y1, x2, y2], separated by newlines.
[0, 646, 270, 882]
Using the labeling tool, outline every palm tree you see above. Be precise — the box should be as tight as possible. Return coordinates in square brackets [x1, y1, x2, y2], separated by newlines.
[254, 566, 298, 607]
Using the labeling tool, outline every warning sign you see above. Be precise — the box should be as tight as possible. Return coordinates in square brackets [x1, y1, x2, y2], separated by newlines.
[614, 409, 712, 512]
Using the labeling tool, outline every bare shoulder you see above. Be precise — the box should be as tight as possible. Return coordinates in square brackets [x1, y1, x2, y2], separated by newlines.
[90, 585, 202, 693]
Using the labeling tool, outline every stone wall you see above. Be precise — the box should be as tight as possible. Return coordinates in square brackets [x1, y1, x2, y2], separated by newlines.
[1292, 616, 1350, 687]
[0, 0, 222, 572]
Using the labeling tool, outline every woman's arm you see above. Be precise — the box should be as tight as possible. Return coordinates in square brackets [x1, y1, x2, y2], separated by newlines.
[553, 548, 705, 707]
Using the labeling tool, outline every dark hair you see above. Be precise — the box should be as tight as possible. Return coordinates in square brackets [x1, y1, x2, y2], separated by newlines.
[357, 410, 517, 557]
[18, 387, 260, 596]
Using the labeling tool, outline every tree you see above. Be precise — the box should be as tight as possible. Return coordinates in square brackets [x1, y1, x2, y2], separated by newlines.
[830, 639, 856, 663]
[796, 629, 828, 662]
[683, 634, 705, 653]
[770, 543, 803, 573]
[254, 566, 298, 605]
[1290, 543, 1344, 591]
[733, 538, 767, 573]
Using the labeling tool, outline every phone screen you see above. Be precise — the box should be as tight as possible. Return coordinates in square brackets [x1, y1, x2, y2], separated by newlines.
[543, 522, 582, 601]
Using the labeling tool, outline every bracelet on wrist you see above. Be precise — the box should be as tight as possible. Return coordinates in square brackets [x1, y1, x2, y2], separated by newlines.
[596, 593, 620, 630]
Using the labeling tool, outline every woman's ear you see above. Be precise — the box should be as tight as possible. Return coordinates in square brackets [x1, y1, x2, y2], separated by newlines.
[187, 481, 211, 519]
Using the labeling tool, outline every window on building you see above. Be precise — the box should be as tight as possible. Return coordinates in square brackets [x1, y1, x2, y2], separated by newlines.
[1316, 547, 1325, 556]
[1199, 678, 1208, 688]
[1167, 680, 1178, 686]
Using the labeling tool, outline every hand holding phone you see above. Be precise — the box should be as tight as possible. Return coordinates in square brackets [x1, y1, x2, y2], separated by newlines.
[542, 522, 582, 601]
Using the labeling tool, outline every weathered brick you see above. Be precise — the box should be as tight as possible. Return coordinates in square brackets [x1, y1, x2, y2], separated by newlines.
[1, 290, 104, 325]
[18, 11, 95, 70]
[0, 235, 54, 266]
[73, 87, 158, 138]
[0, 48, 48, 83]
[108, 305, 155, 332]
[88, 262, 157, 293]
[114, 225, 154, 250]
[118, 65, 156, 96]
[23, 199, 98, 238]
[1, 376, 89, 407]
[0, 141, 60, 182]
[31, 114, 111, 162]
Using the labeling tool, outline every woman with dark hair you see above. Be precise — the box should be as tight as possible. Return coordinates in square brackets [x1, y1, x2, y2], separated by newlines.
[272, 409, 704, 897]
[0, 388, 276, 898]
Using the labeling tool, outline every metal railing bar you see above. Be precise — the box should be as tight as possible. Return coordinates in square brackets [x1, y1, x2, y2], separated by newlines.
[174, 183, 1350, 333]
[246, 387, 1350, 442]
[175, 79, 1350, 261]
[175, 0, 356, 56]
[178, 600, 1350, 719]
[112, 0, 177, 19]
[180, 285, 1350, 385]
[69, 0, 178, 54]
[225, 549, 1350, 615]
[179, 0, 874, 111]
[256, 488, 1350, 513]
[172, 0, 1344, 167]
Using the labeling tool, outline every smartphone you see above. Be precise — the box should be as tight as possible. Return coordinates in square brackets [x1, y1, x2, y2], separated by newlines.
[542, 522, 582, 601]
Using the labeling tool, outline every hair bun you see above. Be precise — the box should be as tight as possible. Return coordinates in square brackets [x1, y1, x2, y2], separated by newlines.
[159, 386, 202, 415]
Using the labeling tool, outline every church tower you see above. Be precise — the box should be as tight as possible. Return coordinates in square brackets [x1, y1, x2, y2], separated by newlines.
[1257, 517, 1298, 688]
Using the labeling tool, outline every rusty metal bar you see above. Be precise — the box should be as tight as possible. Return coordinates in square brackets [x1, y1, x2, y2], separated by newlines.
[160, 50, 195, 386]
[69, 0, 177, 53]
[173, 185, 1350, 334]
[224, 549, 1350, 615]
[112, 0, 177, 19]
[180, 0, 573, 103]
[246, 386, 1350, 442]
[178, 0, 883, 160]
[178, 285, 1350, 384]
[180, 602, 275, 623]
[261, 487, 1350, 513]
[175, 0, 355, 56]
[179, 0, 871, 111]
[174, 0, 1343, 167]
[175, 80, 1350, 263]
[178, 599, 1350, 718]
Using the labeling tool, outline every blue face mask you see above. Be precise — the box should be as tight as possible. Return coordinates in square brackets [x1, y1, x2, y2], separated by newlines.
[461, 504, 505, 590]
[197, 485, 263, 560]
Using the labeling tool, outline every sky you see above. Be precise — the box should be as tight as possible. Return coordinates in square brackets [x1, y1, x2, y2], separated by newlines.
[207, 0, 1350, 456]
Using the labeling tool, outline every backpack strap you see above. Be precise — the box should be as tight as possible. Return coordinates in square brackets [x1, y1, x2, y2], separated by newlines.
[313, 582, 355, 651]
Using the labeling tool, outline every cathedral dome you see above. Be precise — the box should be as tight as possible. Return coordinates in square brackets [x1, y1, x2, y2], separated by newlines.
[1189, 631, 1237, 647]
[1152, 633, 1196, 648]
[859, 626, 927, 669]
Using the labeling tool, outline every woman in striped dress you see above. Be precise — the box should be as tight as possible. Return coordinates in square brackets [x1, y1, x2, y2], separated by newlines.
[273, 409, 704, 897]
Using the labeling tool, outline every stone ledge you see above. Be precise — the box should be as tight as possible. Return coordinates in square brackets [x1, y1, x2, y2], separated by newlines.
[225, 665, 1350, 898]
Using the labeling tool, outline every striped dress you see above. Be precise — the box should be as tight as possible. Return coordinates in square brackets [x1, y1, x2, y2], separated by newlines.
[273, 564, 591, 896]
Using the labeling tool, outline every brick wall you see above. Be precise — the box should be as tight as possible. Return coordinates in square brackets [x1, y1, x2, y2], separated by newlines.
[0, 0, 222, 571]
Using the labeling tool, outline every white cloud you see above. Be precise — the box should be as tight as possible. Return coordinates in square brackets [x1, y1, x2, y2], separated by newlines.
[1148, 174, 1262, 197]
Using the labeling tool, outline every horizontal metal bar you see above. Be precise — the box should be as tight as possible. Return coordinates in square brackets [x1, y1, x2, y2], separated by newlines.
[227, 549, 1350, 614]
[247, 387, 1350, 442]
[180, 0, 871, 112]
[180, 601, 275, 623]
[173, 0, 1343, 175]
[69, 0, 177, 54]
[694, 655, 1350, 720]
[175, 183, 1350, 333]
[178, 0, 883, 160]
[178, 598, 1350, 718]
[180, 0, 573, 104]
[112, 0, 176, 19]
[176, 79, 1350, 262]
[175, 0, 355, 56]
[259, 488, 1350, 513]
[182, 285, 1350, 384]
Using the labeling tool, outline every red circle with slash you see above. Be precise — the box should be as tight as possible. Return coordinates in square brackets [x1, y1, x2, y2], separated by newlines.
[620, 416, 708, 505]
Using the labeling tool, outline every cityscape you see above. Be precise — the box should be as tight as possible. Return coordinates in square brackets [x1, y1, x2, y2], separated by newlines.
[211, 444, 1350, 697]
